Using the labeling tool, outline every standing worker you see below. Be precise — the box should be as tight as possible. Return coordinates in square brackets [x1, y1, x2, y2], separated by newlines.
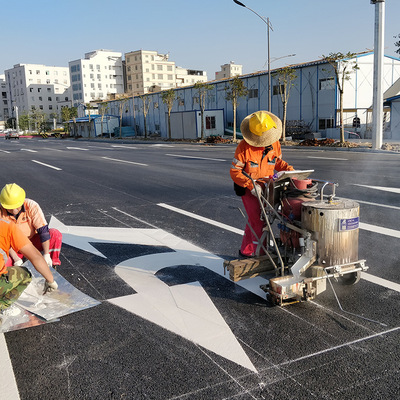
[0, 183, 62, 269]
[230, 111, 294, 257]
[0, 218, 58, 323]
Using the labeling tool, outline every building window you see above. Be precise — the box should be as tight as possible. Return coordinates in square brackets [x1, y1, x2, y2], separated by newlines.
[248, 89, 258, 98]
[168, 75, 173, 80]
[319, 77, 335, 90]
[39, 105, 43, 110]
[49, 105, 53, 110]
[158, 74, 163, 80]
[318, 118, 334, 130]
[273, 84, 284, 96]
[167, 66, 173, 71]
[206, 116, 216, 129]
[48, 97, 52, 101]
[157, 65, 163, 71]
[39, 97, 42, 101]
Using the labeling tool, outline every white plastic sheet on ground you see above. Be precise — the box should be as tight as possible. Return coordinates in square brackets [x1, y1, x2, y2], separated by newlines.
[0, 261, 100, 333]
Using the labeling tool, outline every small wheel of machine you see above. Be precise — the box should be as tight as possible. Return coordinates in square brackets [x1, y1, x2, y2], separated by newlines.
[338, 271, 361, 286]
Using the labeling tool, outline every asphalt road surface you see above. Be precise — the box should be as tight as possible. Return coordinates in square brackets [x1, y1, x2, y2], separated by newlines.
[1, 137, 399, 400]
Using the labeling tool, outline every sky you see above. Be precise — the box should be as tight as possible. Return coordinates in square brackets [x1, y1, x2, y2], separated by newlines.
[1, 0, 400, 78]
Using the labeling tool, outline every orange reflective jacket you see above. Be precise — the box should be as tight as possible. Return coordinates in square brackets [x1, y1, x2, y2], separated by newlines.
[230, 140, 294, 190]
[0, 219, 30, 274]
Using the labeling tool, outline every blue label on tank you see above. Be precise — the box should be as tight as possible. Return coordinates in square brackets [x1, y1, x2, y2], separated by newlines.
[339, 217, 359, 231]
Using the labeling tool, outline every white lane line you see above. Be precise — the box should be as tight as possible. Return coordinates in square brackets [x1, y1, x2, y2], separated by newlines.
[158, 203, 244, 235]
[42, 147, 63, 152]
[66, 147, 89, 151]
[0, 150, 10, 154]
[21, 149, 37, 153]
[307, 156, 348, 160]
[0, 334, 20, 399]
[165, 154, 226, 162]
[111, 145, 138, 149]
[102, 156, 148, 166]
[345, 198, 400, 211]
[157, 204, 400, 292]
[360, 222, 400, 239]
[362, 273, 400, 292]
[353, 184, 400, 194]
[31, 160, 62, 171]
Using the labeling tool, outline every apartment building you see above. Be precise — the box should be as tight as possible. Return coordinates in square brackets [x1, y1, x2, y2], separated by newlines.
[4, 64, 70, 121]
[124, 50, 208, 95]
[0, 75, 9, 128]
[68, 49, 124, 106]
[215, 61, 243, 80]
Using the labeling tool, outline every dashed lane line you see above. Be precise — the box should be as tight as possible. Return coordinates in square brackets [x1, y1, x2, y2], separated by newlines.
[165, 154, 226, 162]
[31, 160, 62, 171]
[102, 156, 148, 166]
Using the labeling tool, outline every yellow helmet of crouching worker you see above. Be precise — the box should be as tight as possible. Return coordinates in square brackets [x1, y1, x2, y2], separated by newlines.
[0, 183, 26, 209]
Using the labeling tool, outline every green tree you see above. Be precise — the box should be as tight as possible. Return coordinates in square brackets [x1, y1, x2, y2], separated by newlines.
[161, 89, 176, 139]
[194, 81, 214, 140]
[138, 94, 151, 138]
[61, 106, 77, 135]
[224, 76, 248, 142]
[323, 52, 358, 144]
[18, 113, 30, 131]
[274, 67, 297, 141]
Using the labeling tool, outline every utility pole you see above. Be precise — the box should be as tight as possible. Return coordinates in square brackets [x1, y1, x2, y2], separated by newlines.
[371, 0, 385, 149]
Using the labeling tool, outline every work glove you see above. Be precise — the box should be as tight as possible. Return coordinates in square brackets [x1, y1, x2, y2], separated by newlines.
[13, 259, 23, 267]
[44, 254, 53, 268]
[269, 171, 285, 181]
[43, 280, 58, 295]
[251, 183, 263, 198]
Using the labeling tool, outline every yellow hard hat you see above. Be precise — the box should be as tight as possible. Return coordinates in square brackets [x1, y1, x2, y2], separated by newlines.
[0, 183, 26, 209]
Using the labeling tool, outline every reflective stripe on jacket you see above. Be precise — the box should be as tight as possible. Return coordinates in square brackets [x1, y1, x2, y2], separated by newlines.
[230, 140, 294, 190]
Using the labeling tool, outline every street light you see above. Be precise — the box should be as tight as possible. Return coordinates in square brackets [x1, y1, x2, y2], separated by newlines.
[233, 0, 273, 111]
[371, 0, 385, 149]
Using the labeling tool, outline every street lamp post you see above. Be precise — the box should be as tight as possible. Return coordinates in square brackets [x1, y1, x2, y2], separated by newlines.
[371, 0, 385, 150]
[233, 0, 273, 111]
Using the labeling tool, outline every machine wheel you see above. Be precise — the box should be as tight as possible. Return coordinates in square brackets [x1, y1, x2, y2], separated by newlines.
[338, 271, 361, 286]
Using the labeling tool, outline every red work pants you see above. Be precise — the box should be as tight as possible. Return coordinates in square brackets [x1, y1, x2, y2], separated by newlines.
[6, 228, 62, 267]
[240, 190, 264, 257]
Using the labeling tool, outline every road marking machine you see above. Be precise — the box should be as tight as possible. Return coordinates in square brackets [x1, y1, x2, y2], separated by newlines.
[224, 170, 369, 306]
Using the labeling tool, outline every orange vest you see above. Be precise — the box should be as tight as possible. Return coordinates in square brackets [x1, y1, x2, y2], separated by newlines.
[0, 219, 30, 274]
[230, 140, 294, 190]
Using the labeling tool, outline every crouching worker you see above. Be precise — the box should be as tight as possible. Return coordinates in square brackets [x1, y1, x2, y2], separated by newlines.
[230, 111, 294, 258]
[0, 183, 62, 269]
[0, 218, 58, 322]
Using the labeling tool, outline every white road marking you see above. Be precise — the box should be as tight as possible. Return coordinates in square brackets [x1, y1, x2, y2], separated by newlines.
[165, 154, 226, 162]
[157, 204, 400, 292]
[157, 203, 243, 235]
[49, 216, 258, 372]
[360, 222, 400, 239]
[0, 150, 10, 154]
[307, 156, 348, 160]
[346, 198, 400, 211]
[31, 160, 62, 171]
[21, 149, 37, 152]
[361, 273, 400, 292]
[0, 334, 20, 399]
[66, 147, 89, 151]
[111, 145, 138, 149]
[353, 184, 400, 194]
[102, 156, 148, 166]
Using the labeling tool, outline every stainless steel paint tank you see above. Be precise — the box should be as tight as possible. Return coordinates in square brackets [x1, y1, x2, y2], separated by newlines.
[301, 200, 360, 266]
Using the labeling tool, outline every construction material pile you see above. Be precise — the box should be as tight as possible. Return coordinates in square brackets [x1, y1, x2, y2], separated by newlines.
[205, 136, 231, 144]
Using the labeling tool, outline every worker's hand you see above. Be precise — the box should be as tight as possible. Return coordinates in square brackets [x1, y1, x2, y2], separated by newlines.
[44, 254, 53, 268]
[43, 280, 58, 295]
[269, 171, 285, 181]
[251, 184, 263, 198]
[13, 258, 23, 267]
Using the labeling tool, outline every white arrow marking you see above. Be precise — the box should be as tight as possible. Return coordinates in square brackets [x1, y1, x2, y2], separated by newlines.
[49, 216, 260, 372]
